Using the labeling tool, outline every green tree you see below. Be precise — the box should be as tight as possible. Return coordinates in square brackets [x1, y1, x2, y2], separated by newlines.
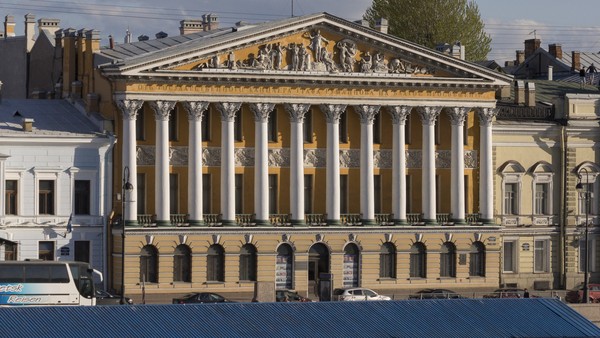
[364, 0, 491, 61]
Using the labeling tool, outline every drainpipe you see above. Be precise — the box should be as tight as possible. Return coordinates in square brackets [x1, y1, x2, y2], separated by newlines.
[559, 125, 567, 289]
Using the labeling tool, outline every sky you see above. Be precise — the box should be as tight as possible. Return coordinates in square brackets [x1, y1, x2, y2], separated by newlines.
[1, 0, 600, 64]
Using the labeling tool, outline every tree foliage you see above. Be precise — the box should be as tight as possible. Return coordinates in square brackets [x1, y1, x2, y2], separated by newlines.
[364, 0, 492, 61]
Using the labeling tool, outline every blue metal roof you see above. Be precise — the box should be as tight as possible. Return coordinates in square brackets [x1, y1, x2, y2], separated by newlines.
[1, 298, 598, 338]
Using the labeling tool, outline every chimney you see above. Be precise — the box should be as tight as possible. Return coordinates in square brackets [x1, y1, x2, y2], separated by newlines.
[375, 18, 388, 34]
[138, 34, 149, 41]
[180, 19, 203, 35]
[22, 118, 34, 132]
[548, 44, 562, 59]
[354, 19, 369, 27]
[516, 50, 525, 65]
[525, 82, 536, 107]
[124, 29, 132, 43]
[85, 29, 100, 53]
[38, 18, 60, 36]
[24, 13, 35, 52]
[548, 65, 553, 81]
[524, 38, 540, 59]
[62, 28, 77, 99]
[202, 13, 219, 31]
[108, 34, 114, 49]
[572, 51, 581, 71]
[155, 31, 168, 39]
[452, 42, 465, 60]
[514, 80, 525, 105]
[4, 15, 15, 38]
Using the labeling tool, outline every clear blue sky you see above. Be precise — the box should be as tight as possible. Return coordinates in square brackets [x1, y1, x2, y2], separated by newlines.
[1, 0, 599, 63]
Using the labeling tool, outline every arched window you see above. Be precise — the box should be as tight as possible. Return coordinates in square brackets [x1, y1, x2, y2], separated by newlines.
[207, 244, 225, 282]
[343, 243, 360, 287]
[410, 242, 426, 278]
[173, 244, 191, 282]
[469, 241, 486, 277]
[276, 244, 294, 290]
[379, 242, 396, 278]
[239, 244, 257, 281]
[440, 242, 456, 278]
[140, 245, 158, 283]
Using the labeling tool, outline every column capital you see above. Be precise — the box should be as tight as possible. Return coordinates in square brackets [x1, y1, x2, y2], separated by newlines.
[416, 106, 442, 126]
[284, 103, 310, 122]
[249, 103, 275, 122]
[117, 99, 143, 120]
[477, 107, 498, 127]
[215, 102, 242, 122]
[386, 105, 412, 125]
[183, 101, 209, 121]
[320, 104, 346, 123]
[354, 105, 381, 124]
[149, 100, 176, 121]
[446, 107, 469, 126]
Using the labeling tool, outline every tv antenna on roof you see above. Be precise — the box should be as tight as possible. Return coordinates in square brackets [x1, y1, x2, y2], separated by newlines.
[529, 29, 537, 39]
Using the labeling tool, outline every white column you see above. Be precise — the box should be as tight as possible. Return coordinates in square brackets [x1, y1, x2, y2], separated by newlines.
[447, 107, 469, 224]
[116, 99, 143, 225]
[387, 106, 411, 225]
[250, 103, 275, 225]
[149, 101, 176, 226]
[285, 103, 310, 226]
[183, 101, 209, 225]
[321, 104, 346, 225]
[216, 102, 242, 226]
[354, 105, 380, 225]
[477, 107, 498, 224]
[417, 106, 441, 225]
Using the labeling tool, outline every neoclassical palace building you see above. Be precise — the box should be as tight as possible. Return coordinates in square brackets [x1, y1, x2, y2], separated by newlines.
[69, 13, 512, 301]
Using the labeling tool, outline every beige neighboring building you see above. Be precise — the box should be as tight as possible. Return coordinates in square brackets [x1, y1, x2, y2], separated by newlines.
[494, 80, 600, 292]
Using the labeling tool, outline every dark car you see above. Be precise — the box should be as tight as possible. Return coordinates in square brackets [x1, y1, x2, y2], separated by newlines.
[276, 290, 312, 302]
[172, 292, 233, 304]
[483, 288, 530, 298]
[95, 290, 133, 305]
[565, 283, 600, 303]
[408, 288, 463, 300]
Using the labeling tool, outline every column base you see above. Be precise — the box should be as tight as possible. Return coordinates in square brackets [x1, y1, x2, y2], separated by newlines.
[254, 219, 270, 226]
[155, 220, 171, 227]
[452, 219, 467, 225]
[326, 219, 341, 226]
[361, 219, 377, 226]
[291, 219, 306, 227]
[480, 218, 495, 225]
[124, 220, 139, 227]
[188, 220, 205, 226]
[221, 219, 237, 227]
[423, 219, 438, 226]
[393, 219, 408, 226]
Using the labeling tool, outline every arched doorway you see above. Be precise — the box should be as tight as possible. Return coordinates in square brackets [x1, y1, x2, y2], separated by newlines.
[343, 243, 360, 287]
[308, 243, 330, 298]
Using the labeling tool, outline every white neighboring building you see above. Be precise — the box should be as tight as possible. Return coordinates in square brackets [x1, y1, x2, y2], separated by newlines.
[0, 99, 114, 285]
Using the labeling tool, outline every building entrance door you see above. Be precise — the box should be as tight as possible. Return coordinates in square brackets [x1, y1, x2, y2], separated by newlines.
[308, 243, 329, 299]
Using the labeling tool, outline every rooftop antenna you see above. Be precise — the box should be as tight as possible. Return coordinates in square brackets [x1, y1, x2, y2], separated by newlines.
[529, 29, 537, 40]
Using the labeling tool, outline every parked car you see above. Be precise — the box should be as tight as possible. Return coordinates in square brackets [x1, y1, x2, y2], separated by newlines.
[95, 290, 133, 305]
[333, 287, 391, 301]
[172, 292, 233, 304]
[565, 283, 600, 303]
[482, 288, 530, 299]
[408, 288, 464, 300]
[276, 290, 312, 302]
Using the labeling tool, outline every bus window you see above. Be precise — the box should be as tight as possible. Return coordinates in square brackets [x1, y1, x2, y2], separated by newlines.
[49, 265, 69, 283]
[1, 266, 23, 282]
[79, 278, 94, 299]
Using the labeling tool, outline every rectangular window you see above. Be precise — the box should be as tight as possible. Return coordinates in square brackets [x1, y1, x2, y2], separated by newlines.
[303, 110, 313, 143]
[373, 113, 381, 144]
[340, 174, 348, 214]
[201, 109, 211, 142]
[374, 174, 381, 213]
[463, 120, 469, 145]
[504, 183, 517, 215]
[170, 173, 179, 213]
[579, 183, 593, 215]
[5, 179, 17, 215]
[269, 174, 278, 214]
[202, 174, 211, 214]
[137, 173, 146, 214]
[39, 180, 55, 215]
[406, 175, 412, 213]
[234, 114, 243, 142]
[503, 241, 515, 272]
[535, 183, 548, 215]
[434, 121, 440, 145]
[579, 239, 588, 273]
[268, 110, 277, 142]
[4, 242, 17, 260]
[304, 174, 313, 214]
[464, 175, 469, 214]
[169, 108, 178, 141]
[235, 174, 243, 214]
[339, 111, 348, 143]
[534, 239, 549, 273]
[436, 175, 441, 212]
[74, 241, 90, 263]
[135, 109, 144, 141]
[39, 241, 55, 261]
[74, 180, 91, 215]
[406, 114, 412, 145]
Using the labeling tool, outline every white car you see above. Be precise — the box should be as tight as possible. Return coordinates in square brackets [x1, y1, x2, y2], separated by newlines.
[334, 287, 391, 301]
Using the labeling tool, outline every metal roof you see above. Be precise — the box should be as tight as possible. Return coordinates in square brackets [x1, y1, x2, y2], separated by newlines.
[1, 298, 599, 338]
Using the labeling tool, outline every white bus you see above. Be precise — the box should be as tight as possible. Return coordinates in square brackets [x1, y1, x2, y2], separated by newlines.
[0, 260, 98, 306]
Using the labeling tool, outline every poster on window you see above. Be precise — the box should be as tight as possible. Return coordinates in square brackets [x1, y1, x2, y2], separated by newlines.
[275, 255, 293, 289]
[343, 254, 359, 287]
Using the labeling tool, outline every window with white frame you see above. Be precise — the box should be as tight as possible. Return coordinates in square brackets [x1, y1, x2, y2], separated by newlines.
[503, 240, 517, 273]
[534, 239, 549, 273]
[500, 161, 525, 215]
[577, 165, 599, 216]
[34, 169, 60, 216]
[70, 168, 98, 216]
[5, 171, 23, 216]
[579, 238, 597, 273]
[504, 183, 518, 215]
[532, 162, 554, 215]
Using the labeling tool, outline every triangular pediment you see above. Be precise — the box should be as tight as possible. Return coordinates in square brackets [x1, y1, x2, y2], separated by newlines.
[100, 13, 511, 87]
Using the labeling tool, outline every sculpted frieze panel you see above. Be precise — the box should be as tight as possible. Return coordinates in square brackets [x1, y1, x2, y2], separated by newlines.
[304, 148, 326, 168]
[203, 148, 220, 167]
[169, 147, 188, 166]
[268, 148, 290, 167]
[136, 146, 155, 165]
[339, 149, 360, 168]
[235, 148, 254, 167]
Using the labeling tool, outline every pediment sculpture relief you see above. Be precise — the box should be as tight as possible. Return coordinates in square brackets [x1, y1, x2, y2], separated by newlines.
[194, 29, 431, 75]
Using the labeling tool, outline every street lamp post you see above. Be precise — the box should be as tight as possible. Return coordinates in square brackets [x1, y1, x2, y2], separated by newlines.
[121, 166, 133, 305]
[576, 168, 591, 304]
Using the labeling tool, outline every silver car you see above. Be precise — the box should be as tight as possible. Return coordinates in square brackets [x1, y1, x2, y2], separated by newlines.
[333, 287, 391, 301]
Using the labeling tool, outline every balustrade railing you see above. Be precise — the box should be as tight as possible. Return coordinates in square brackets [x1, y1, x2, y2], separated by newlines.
[305, 214, 327, 226]
[340, 213, 362, 226]
[170, 214, 188, 226]
[235, 214, 255, 227]
[269, 214, 291, 227]
[375, 213, 393, 225]
[204, 214, 222, 227]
